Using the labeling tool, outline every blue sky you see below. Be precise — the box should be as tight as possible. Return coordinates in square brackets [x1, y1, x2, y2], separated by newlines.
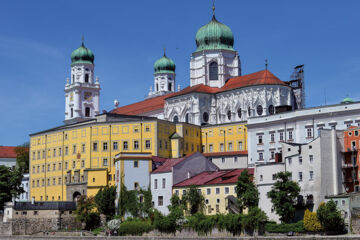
[1, 0, 360, 146]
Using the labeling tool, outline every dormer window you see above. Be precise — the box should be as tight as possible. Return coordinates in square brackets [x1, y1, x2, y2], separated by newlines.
[85, 107, 90, 117]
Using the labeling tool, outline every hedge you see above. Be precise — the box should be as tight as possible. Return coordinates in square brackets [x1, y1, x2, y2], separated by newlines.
[265, 220, 305, 233]
[118, 220, 154, 236]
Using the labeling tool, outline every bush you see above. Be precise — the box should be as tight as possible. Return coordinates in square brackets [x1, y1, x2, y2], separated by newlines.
[186, 213, 217, 236]
[92, 227, 104, 236]
[265, 220, 305, 233]
[303, 209, 322, 232]
[118, 220, 153, 236]
[220, 213, 243, 236]
[317, 201, 346, 234]
[242, 207, 268, 235]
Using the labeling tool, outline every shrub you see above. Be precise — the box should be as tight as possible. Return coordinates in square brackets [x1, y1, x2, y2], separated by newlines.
[317, 201, 346, 234]
[153, 211, 177, 234]
[92, 227, 104, 236]
[221, 213, 243, 236]
[303, 209, 322, 232]
[187, 213, 217, 236]
[118, 220, 153, 236]
[242, 207, 268, 234]
[265, 220, 305, 233]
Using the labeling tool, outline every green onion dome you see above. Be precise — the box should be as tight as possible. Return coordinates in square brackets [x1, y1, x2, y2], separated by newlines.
[195, 15, 234, 52]
[71, 42, 94, 66]
[154, 53, 175, 74]
[341, 97, 353, 104]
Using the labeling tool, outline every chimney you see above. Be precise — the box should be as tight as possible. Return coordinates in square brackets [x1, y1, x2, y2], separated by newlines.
[31, 197, 35, 204]
[187, 171, 191, 179]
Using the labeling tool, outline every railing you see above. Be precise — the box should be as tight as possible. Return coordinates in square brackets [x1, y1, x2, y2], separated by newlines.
[342, 163, 358, 168]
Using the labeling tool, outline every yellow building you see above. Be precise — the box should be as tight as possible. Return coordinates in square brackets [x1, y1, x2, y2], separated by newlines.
[29, 113, 202, 202]
[173, 168, 253, 215]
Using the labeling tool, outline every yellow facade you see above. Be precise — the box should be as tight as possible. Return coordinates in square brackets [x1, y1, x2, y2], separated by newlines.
[201, 122, 247, 153]
[173, 184, 237, 215]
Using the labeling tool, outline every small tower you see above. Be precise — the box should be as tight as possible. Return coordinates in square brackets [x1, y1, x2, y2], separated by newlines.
[64, 39, 100, 124]
[148, 50, 176, 98]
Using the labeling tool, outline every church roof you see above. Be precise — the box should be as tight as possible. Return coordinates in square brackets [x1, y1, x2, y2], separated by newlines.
[111, 70, 287, 116]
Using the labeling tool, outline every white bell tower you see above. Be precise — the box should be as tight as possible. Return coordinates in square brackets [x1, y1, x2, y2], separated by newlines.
[64, 39, 100, 124]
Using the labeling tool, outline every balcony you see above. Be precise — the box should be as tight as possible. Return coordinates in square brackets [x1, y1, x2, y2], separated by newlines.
[343, 178, 359, 183]
[342, 163, 358, 169]
[342, 146, 357, 153]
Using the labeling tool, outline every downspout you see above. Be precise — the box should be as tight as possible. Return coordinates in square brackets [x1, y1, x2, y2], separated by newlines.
[62, 131, 64, 201]
[331, 126, 339, 195]
[90, 126, 92, 168]
[45, 134, 47, 199]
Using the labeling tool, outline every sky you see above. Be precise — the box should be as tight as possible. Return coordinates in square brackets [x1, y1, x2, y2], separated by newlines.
[1, 0, 360, 146]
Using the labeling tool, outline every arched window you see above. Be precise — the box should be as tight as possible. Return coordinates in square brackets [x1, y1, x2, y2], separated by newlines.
[156, 84, 159, 91]
[257, 105, 263, 116]
[227, 110, 231, 120]
[85, 74, 89, 83]
[268, 105, 275, 115]
[185, 113, 189, 123]
[173, 115, 179, 123]
[168, 83, 172, 91]
[209, 62, 218, 80]
[85, 107, 90, 117]
[248, 107, 251, 117]
[237, 108, 242, 119]
[70, 108, 73, 118]
[203, 112, 209, 123]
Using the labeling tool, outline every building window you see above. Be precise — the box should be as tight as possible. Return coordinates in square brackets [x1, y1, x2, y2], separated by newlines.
[47, 164, 50, 171]
[227, 110, 231, 120]
[216, 188, 220, 194]
[234, 157, 238, 162]
[173, 115, 179, 123]
[70, 108, 73, 118]
[259, 152, 263, 161]
[73, 161, 76, 169]
[85, 74, 89, 83]
[299, 156, 303, 165]
[279, 132, 284, 141]
[168, 82, 172, 91]
[37, 151, 40, 160]
[272, 174, 276, 180]
[162, 178, 166, 188]
[225, 187, 229, 194]
[203, 112, 209, 123]
[159, 140, 162, 149]
[270, 151, 275, 159]
[123, 141, 128, 150]
[248, 106, 251, 117]
[82, 144, 85, 153]
[220, 143, 224, 152]
[134, 160, 139, 168]
[93, 142, 98, 151]
[145, 126, 150, 132]
[270, 133, 275, 142]
[85, 107, 90, 117]
[257, 105, 263, 116]
[53, 149, 56, 157]
[81, 160, 85, 168]
[238, 141, 243, 150]
[222, 158, 225, 163]
[309, 171, 314, 180]
[307, 128, 313, 138]
[298, 172, 303, 181]
[65, 146, 69, 155]
[53, 164, 56, 171]
[228, 142, 233, 151]
[260, 175, 263, 181]
[134, 182, 139, 190]
[134, 140, 139, 149]
[309, 155, 313, 163]
[154, 179, 158, 189]
[65, 162, 68, 170]
[158, 196, 163, 206]
[145, 140, 151, 149]
[58, 177, 62, 185]
[288, 157, 292, 165]
[58, 148, 62, 156]
[258, 135, 263, 144]
[209, 62, 218, 80]
[72, 145, 76, 154]
[207, 188, 211, 195]
[103, 142, 108, 151]
[288, 131, 293, 140]
[185, 113, 189, 123]
[113, 141, 118, 150]
[209, 144, 213, 152]
[103, 158, 108, 166]
[268, 105, 275, 115]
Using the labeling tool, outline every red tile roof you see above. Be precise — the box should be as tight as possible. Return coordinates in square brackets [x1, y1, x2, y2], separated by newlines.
[0, 146, 17, 158]
[111, 70, 287, 116]
[173, 168, 253, 187]
[203, 151, 248, 157]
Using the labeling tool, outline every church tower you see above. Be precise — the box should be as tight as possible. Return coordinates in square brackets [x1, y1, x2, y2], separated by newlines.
[190, 6, 241, 88]
[64, 40, 100, 124]
[148, 51, 176, 98]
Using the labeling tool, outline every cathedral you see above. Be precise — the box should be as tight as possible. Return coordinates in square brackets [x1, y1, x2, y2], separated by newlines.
[65, 8, 304, 126]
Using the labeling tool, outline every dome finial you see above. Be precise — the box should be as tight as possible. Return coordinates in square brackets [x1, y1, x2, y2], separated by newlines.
[81, 35, 84, 47]
[163, 47, 166, 57]
[265, 59, 268, 70]
[212, 0, 215, 17]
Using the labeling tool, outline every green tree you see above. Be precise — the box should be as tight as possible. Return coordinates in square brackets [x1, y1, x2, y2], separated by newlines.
[267, 171, 300, 223]
[235, 169, 259, 213]
[119, 185, 153, 218]
[94, 185, 116, 220]
[74, 196, 100, 230]
[0, 166, 24, 210]
[317, 201, 346, 234]
[14, 142, 29, 173]
[242, 207, 268, 234]
[182, 186, 205, 215]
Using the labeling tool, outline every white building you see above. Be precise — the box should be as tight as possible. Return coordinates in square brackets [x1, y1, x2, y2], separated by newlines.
[16, 173, 30, 202]
[256, 129, 345, 222]
[150, 152, 218, 215]
[247, 102, 360, 166]
[64, 40, 100, 124]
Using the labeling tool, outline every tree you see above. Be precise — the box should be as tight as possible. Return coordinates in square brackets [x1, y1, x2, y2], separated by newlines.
[303, 209, 322, 232]
[267, 171, 300, 223]
[74, 196, 100, 230]
[235, 169, 259, 213]
[317, 201, 346, 234]
[0, 165, 24, 210]
[182, 186, 205, 215]
[94, 185, 117, 220]
[242, 207, 268, 234]
[14, 142, 29, 174]
[119, 185, 153, 218]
